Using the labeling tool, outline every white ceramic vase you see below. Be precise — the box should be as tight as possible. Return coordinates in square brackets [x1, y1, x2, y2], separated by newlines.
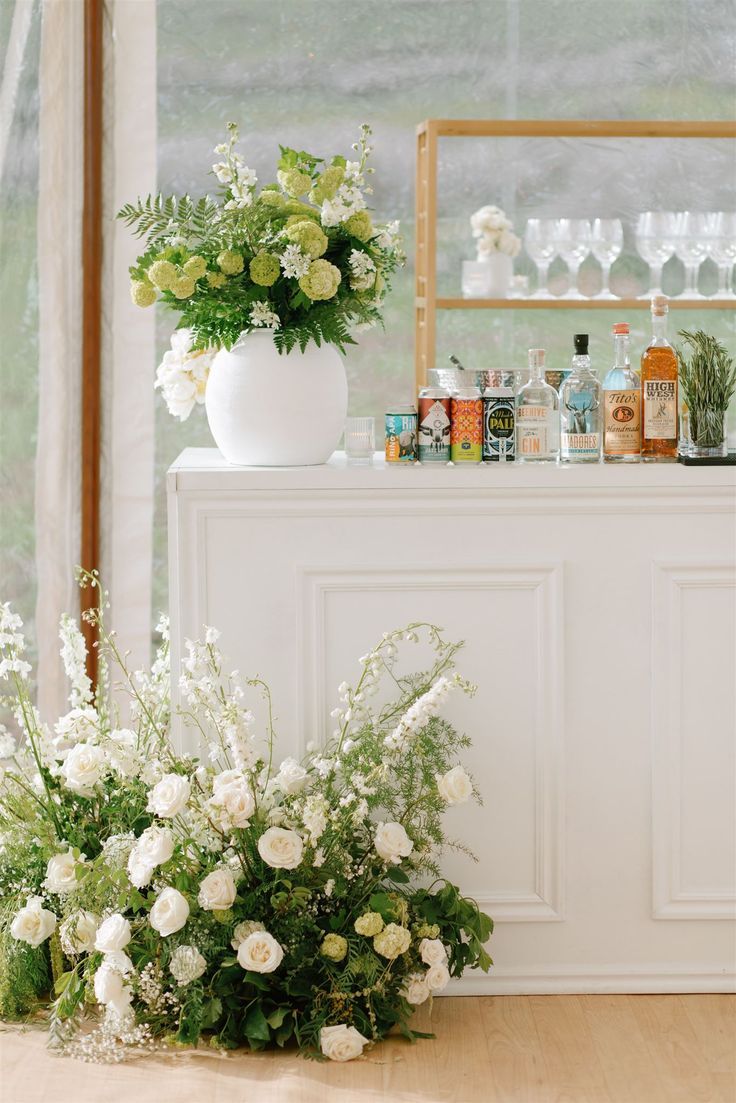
[482, 253, 512, 298]
[205, 330, 348, 466]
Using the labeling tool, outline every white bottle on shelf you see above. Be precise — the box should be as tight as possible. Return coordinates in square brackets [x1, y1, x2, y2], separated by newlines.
[516, 349, 560, 463]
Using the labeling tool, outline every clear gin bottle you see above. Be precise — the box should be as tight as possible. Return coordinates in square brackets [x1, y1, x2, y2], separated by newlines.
[560, 333, 602, 463]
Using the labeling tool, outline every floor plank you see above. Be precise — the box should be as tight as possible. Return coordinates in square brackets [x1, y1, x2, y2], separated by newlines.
[529, 994, 611, 1103]
[581, 994, 667, 1103]
[479, 994, 551, 1103]
[629, 993, 723, 1103]
[680, 993, 736, 1103]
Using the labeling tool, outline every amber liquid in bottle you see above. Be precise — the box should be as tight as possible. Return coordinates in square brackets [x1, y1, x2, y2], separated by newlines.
[641, 297, 678, 462]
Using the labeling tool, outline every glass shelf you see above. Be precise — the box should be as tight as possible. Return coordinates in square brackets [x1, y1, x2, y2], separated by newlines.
[432, 297, 734, 310]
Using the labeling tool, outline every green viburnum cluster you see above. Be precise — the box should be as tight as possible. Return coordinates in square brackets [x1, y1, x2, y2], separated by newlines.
[0, 573, 492, 1064]
[118, 122, 405, 355]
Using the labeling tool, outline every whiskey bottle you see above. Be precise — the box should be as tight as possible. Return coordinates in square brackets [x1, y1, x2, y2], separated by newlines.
[641, 296, 678, 462]
[516, 349, 559, 462]
[560, 334, 602, 463]
[603, 322, 641, 463]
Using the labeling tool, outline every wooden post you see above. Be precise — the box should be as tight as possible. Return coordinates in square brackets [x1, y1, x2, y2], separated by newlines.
[415, 120, 438, 391]
[80, 0, 103, 683]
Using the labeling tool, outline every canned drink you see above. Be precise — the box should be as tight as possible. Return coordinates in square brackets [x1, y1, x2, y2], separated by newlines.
[385, 405, 418, 462]
[483, 376, 516, 462]
[417, 386, 451, 463]
[545, 368, 571, 392]
[450, 387, 483, 464]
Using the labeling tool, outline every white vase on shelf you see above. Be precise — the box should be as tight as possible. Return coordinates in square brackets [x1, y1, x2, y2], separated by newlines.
[481, 253, 512, 298]
[205, 330, 348, 466]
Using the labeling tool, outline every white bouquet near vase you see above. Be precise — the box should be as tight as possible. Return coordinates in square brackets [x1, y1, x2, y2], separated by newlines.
[465, 204, 521, 299]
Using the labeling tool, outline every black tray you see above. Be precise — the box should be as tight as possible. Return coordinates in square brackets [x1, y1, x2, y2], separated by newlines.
[678, 451, 736, 466]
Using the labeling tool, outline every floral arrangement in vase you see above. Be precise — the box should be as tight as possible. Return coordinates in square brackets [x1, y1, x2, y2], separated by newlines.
[0, 574, 492, 1062]
[119, 122, 404, 365]
[676, 329, 735, 458]
[470, 205, 521, 260]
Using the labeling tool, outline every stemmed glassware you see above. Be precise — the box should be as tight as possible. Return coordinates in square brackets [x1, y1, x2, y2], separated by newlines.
[674, 211, 709, 299]
[706, 211, 736, 299]
[590, 218, 623, 299]
[554, 219, 591, 299]
[524, 218, 557, 299]
[635, 211, 678, 298]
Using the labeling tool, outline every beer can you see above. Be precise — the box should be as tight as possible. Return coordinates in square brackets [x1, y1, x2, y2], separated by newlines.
[385, 405, 418, 462]
[483, 383, 516, 462]
[450, 387, 483, 464]
[417, 386, 451, 463]
[545, 368, 571, 392]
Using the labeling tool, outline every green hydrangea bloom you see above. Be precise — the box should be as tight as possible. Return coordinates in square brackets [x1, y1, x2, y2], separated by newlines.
[147, 259, 178, 290]
[320, 933, 348, 962]
[249, 252, 280, 287]
[286, 220, 328, 260]
[171, 274, 196, 299]
[277, 168, 312, 198]
[309, 165, 345, 205]
[217, 250, 245, 276]
[298, 259, 341, 301]
[130, 279, 156, 307]
[284, 200, 320, 220]
[354, 911, 384, 937]
[259, 189, 286, 209]
[183, 255, 207, 280]
[345, 210, 374, 242]
[206, 270, 227, 289]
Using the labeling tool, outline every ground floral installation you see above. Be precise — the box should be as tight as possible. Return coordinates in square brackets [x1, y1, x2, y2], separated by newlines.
[0, 572, 492, 1063]
[119, 122, 405, 421]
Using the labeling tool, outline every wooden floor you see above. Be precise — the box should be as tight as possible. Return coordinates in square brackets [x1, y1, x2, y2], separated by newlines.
[1, 995, 734, 1103]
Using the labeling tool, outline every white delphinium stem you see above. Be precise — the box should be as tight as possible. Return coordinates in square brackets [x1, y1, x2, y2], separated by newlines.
[384, 676, 453, 752]
[59, 614, 93, 708]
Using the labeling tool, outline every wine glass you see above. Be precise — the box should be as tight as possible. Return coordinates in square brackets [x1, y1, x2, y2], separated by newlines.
[707, 211, 736, 299]
[524, 218, 557, 299]
[554, 219, 591, 299]
[674, 211, 709, 299]
[590, 218, 623, 299]
[635, 211, 678, 298]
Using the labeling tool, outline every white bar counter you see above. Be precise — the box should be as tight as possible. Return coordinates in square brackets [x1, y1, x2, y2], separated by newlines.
[168, 449, 736, 993]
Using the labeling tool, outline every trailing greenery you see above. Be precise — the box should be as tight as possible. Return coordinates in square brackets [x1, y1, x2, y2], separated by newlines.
[0, 573, 492, 1063]
[676, 329, 736, 448]
[118, 122, 404, 356]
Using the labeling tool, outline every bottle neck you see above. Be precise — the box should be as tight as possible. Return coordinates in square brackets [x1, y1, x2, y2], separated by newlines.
[613, 335, 630, 369]
[571, 353, 592, 376]
[650, 313, 670, 345]
[528, 359, 544, 382]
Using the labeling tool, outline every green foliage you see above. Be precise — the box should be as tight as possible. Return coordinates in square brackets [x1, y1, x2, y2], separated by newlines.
[0, 905, 50, 1019]
[676, 329, 736, 448]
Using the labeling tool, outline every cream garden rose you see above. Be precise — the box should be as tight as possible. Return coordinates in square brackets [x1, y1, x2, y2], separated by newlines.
[401, 972, 431, 1006]
[147, 772, 191, 818]
[210, 770, 255, 829]
[169, 945, 206, 986]
[275, 757, 308, 795]
[236, 930, 284, 973]
[320, 1023, 369, 1062]
[374, 821, 413, 865]
[94, 962, 133, 1016]
[197, 868, 237, 912]
[59, 910, 98, 956]
[257, 826, 303, 870]
[419, 937, 447, 966]
[149, 887, 190, 936]
[94, 913, 131, 953]
[127, 824, 175, 888]
[426, 961, 451, 992]
[10, 896, 57, 947]
[61, 742, 106, 796]
[436, 765, 473, 805]
[44, 848, 83, 894]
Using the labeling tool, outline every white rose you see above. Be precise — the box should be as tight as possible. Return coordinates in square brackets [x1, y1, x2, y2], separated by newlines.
[230, 919, 264, 950]
[129, 825, 174, 880]
[436, 765, 473, 806]
[257, 827, 303, 870]
[147, 773, 190, 818]
[237, 930, 284, 973]
[59, 910, 98, 955]
[320, 1023, 369, 1062]
[275, 757, 308, 795]
[401, 972, 431, 1005]
[419, 937, 447, 966]
[10, 896, 57, 947]
[197, 868, 237, 911]
[497, 229, 521, 257]
[127, 850, 155, 889]
[426, 961, 450, 992]
[94, 913, 131, 953]
[44, 849, 82, 894]
[374, 821, 414, 865]
[104, 949, 134, 974]
[210, 772, 255, 829]
[61, 742, 106, 796]
[94, 962, 133, 1016]
[149, 887, 189, 936]
[107, 728, 140, 778]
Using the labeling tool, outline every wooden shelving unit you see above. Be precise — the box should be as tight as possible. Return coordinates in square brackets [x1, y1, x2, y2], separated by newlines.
[415, 118, 736, 388]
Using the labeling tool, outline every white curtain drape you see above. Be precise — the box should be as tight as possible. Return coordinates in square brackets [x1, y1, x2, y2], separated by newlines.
[34, 0, 84, 721]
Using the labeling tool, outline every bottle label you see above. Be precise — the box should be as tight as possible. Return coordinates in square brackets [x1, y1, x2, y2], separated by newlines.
[483, 395, 516, 461]
[561, 432, 600, 456]
[450, 397, 482, 462]
[643, 380, 676, 440]
[418, 397, 451, 462]
[517, 406, 558, 458]
[385, 413, 417, 462]
[545, 369, 571, 392]
[604, 390, 641, 455]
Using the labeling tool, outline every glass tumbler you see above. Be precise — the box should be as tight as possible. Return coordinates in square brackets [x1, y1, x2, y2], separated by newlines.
[344, 417, 375, 464]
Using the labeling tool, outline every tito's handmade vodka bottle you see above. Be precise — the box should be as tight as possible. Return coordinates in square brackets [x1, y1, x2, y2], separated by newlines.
[603, 322, 640, 462]
[641, 295, 678, 462]
[516, 349, 560, 462]
[560, 334, 602, 463]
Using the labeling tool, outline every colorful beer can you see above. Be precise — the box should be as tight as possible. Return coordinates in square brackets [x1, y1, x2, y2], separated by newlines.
[385, 406, 418, 462]
[483, 388, 516, 462]
[417, 388, 451, 463]
[450, 389, 483, 464]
